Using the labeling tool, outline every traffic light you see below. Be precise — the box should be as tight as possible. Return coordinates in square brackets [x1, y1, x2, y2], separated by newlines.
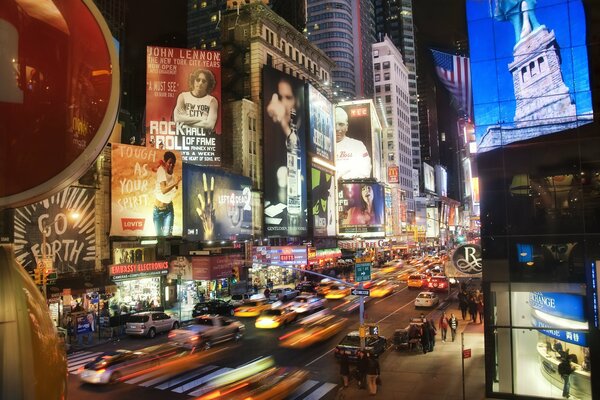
[33, 267, 42, 285]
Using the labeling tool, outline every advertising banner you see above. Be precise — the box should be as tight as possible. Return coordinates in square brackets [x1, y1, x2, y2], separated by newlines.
[183, 165, 252, 241]
[262, 65, 308, 237]
[145, 46, 222, 165]
[426, 207, 438, 238]
[338, 182, 385, 236]
[412, 168, 420, 197]
[310, 164, 336, 237]
[423, 163, 435, 194]
[192, 254, 242, 280]
[467, 0, 593, 152]
[335, 101, 382, 181]
[384, 186, 393, 236]
[387, 166, 399, 184]
[111, 143, 183, 237]
[13, 186, 96, 274]
[252, 246, 308, 266]
[307, 84, 335, 162]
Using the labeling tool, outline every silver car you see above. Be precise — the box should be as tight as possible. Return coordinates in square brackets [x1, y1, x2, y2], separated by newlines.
[125, 312, 180, 338]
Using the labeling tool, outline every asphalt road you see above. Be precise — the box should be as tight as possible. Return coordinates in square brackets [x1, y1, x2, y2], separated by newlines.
[67, 272, 452, 400]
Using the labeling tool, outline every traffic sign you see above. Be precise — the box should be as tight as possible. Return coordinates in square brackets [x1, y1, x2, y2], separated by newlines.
[355, 262, 371, 282]
[351, 289, 370, 296]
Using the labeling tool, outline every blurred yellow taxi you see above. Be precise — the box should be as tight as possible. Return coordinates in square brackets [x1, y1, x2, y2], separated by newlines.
[324, 284, 351, 299]
[370, 282, 394, 298]
[255, 307, 297, 329]
[279, 315, 347, 349]
[233, 300, 271, 317]
[407, 273, 428, 289]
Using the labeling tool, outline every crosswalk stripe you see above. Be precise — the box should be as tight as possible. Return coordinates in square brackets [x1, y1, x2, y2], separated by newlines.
[302, 382, 337, 400]
[68, 356, 104, 373]
[176, 368, 232, 395]
[155, 365, 219, 390]
[68, 352, 101, 363]
[289, 380, 320, 400]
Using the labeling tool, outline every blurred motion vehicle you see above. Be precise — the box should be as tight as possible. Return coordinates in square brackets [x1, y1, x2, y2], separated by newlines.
[79, 344, 185, 384]
[269, 287, 299, 301]
[334, 331, 387, 361]
[295, 281, 317, 294]
[414, 291, 440, 308]
[234, 299, 272, 317]
[324, 284, 351, 300]
[230, 293, 255, 307]
[168, 315, 244, 350]
[407, 273, 428, 289]
[255, 307, 297, 329]
[427, 275, 449, 292]
[192, 300, 236, 317]
[315, 279, 335, 296]
[279, 313, 347, 348]
[289, 295, 325, 314]
[125, 312, 179, 338]
[370, 281, 395, 298]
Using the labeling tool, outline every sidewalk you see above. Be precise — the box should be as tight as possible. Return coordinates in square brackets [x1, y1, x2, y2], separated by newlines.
[336, 301, 489, 400]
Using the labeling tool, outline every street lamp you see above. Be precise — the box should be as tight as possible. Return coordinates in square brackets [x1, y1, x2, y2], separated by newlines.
[38, 211, 80, 299]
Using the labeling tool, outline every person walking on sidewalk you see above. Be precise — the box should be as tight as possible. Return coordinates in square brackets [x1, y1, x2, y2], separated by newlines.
[427, 319, 437, 351]
[458, 289, 469, 320]
[438, 311, 449, 342]
[449, 313, 459, 342]
[468, 295, 478, 322]
[558, 355, 574, 398]
[339, 351, 350, 388]
[366, 352, 380, 395]
[421, 318, 431, 353]
[477, 299, 485, 324]
[356, 350, 368, 389]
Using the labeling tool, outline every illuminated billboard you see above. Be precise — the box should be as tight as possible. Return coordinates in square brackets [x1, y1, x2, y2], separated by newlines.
[183, 165, 252, 241]
[13, 187, 96, 275]
[252, 246, 308, 266]
[145, 46, 222, 165]
[384, 186, 393, 236]
[111, 144, 183, 237]
[338, 182, 385, 237]
[423, 163, 435, 194]
[435, 165, 448, 197]
[262, 65, 308, 237]
[307, 85, 335, 162]
[467, 0, 593, 152]
[310, 164, 336, 237]
[335, 100, 382, 181]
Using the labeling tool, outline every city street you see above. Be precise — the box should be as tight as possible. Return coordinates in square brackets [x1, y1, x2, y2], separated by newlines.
[67, 277, 453, 400]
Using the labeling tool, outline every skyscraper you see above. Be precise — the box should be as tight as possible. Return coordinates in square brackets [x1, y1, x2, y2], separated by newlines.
[307, 0, 376, 102]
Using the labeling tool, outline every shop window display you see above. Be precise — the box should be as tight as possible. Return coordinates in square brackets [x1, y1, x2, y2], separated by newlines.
[110, 277, 162, 314]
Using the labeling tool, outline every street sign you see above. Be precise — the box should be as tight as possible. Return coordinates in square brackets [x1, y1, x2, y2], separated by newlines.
[354, 262, 371, 282]
[463, 348, 472, 359]
[351, 289, 370, 296]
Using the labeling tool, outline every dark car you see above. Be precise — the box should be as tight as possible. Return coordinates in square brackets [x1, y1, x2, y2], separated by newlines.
[295, 281, 317, 294]
[334, 331, 387, 361]
[192, 300, 235, 317]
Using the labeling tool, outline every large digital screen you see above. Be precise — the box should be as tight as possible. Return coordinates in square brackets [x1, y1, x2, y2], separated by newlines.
[338, 182, 385, 236]
[307, 84, 335, 162]
[252, 246, 308, 266]
[13, 187, 96, 275]
[111, 144, 183, 237]
[310, 164, 336, 237]
[335, 101, 382, 181]
[145, 46, 222, 165]
[262, 65, 308, 237]
[467, 0, 593, 153]
[183, 165, 252, 241]
[423, 162, 435, 194]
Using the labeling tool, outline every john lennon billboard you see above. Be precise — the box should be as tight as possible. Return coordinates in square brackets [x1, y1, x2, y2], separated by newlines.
[467, 0, 592, 152]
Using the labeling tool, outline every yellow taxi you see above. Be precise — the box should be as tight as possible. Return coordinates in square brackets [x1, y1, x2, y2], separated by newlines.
[370, 281, 395, 298]
[324, 284, 351, 299]
[233, 300, 271, 317]
[407, 273, 428, 289]
[279, 314, 347, 349]
[255, 307, 297, 329]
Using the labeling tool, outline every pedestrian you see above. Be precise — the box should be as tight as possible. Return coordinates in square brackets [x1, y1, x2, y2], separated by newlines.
[438, 312, 449, 342]
[366, 352, 380, 395]
[458, 290, 469, 320]
[338, 351, 350, 388]
[427, 319, 437, 351]
[558, 355, 574, 398]
[477, 299, 485, 324]
[356, 350, 368, 389]
[468, 296, 478, 322]
[420, 319, 431, 353]
[263, 287, 271, 299]
[449, 313, 459, 342]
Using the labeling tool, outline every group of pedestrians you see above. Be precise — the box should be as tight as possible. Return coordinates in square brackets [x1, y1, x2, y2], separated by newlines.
[438, 311, 459, 342]
[338, 351, 381, 395]
[458, 288, 484, 324]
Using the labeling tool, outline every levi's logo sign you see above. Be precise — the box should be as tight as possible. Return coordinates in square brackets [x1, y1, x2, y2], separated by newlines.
[122, 218, 145, 231]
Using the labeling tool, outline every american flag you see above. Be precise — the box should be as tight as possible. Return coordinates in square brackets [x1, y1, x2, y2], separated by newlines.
[431, 49, 472, 120]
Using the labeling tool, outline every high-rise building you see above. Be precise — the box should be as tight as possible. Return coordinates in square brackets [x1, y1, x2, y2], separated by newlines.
[269, 0, 307, 33]
[307, 0, 376, 102]
[374, 0, 420, 170]
[187, 0, 228, 50]
[373, 36, 414, 234]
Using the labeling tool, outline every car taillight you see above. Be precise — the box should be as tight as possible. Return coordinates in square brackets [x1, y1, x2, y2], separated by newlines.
[190, 335, 199, 342]
[168, 332, 175, 338]
[234, 308, 240, 312]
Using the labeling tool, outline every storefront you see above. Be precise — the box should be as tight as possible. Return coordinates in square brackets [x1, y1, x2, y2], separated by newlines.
[108, 261, 169, 314]
[250, 246, 307, 287]
[489, 283, 592, 399]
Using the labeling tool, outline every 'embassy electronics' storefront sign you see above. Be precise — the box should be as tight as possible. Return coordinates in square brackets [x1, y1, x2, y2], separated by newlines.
[109, 261, 169, 280]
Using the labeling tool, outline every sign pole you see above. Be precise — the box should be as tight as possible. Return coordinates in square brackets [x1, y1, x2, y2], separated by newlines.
[461, 332, 466, 400]
[359, 281, 365, 350]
